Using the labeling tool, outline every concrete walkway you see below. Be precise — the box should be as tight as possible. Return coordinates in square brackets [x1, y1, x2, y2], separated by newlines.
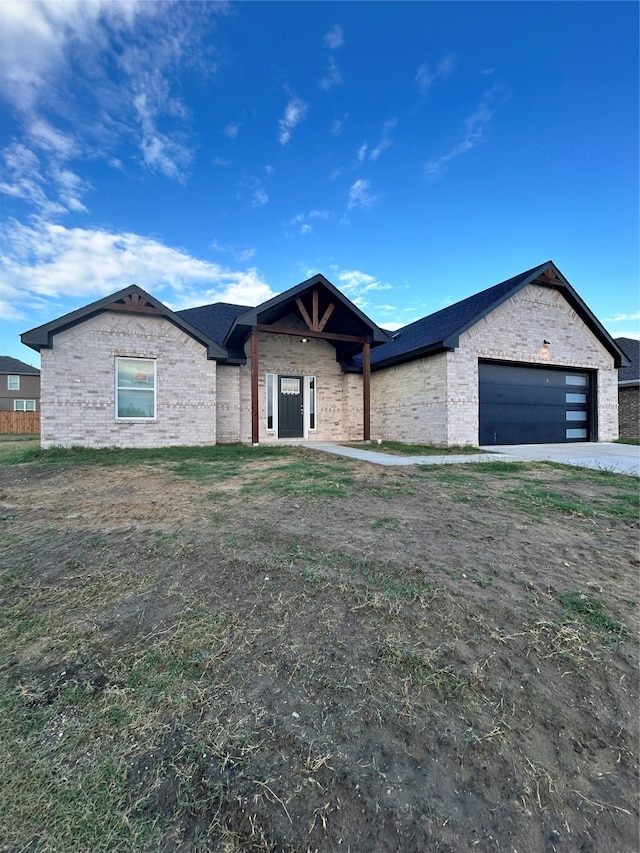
[307, 441, 640, 476]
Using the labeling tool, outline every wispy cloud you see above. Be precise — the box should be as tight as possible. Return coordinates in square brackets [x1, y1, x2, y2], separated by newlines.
[288, 209, 330, 235]
[320, 57, 343, 92]
[323, 25, 344, 50]
[348, 179, 377, 210]
[239, 175, 269, 208]
[605, 312, 640, 323]
[0, 219, 274, 324]
[0, 0, 221, 212]
[414, 54, 457, 92]
[370, 118, 397, 161]
[320, 25, 344, 91]
[423, 84, 508, 180]
[223, 123, 240, 139]
[278, 97, 309, 145]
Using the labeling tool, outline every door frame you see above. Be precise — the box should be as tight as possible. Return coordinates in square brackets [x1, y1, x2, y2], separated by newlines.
[277, 374, 304, 438]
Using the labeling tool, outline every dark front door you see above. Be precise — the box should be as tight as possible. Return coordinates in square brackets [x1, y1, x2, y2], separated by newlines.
[479, 362, 592, 445]
[278, 375, 303, 438]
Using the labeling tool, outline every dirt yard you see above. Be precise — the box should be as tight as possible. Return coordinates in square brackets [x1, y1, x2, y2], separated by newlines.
[0, 446, 638, 852]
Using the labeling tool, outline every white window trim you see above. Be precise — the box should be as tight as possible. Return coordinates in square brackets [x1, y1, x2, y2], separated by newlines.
[303, 375, 316, 435]
[266, 373, 316, 438]
[7, 375, 19, 390]
[115, 357, 157, 420]
[14, 400, 36, 412]
[266, 373, 276, 433]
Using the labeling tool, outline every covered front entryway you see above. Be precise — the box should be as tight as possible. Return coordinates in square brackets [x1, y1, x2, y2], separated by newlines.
[278, 375, 304, 438]
[222, 275, 388, 444]
[479, 362, 593, 445]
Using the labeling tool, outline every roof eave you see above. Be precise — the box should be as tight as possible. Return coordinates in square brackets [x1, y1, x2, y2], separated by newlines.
[21, 285, 229, 360]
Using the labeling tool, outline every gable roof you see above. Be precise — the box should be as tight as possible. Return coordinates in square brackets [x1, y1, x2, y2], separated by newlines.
[0, 356, 40, 375]
[21, 285, 228, 360]
[616, 337, 640, 384]
[348, 261, 628, 371]
[177, 274, 389, 363]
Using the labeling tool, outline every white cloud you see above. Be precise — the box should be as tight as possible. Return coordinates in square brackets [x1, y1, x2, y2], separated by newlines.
[0, 219, 274, 322]
[278, 97, 309, 145]
[370, 117, 397, 161]
[0, 141, 90, 215]
[287, 209, 330, 235]
[212, 156, 232, 167]
[320, 57, 342, 92]
[223, 123, 240, 139]
[414, 54, 457, 92]
[0, 0, 220, 208]
[356, 143, 368, 165]
[323, 25, 344, 50]
[335, 269, 390, 295]
[238, 176, 269, 208]
[423, 84, 508, 180]
[348, 179, 377, 210]
[331, 118, 344, 136]
[606, 312, 640, 323]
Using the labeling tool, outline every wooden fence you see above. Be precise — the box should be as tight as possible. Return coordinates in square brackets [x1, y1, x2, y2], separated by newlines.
[0, 411, 40, 434]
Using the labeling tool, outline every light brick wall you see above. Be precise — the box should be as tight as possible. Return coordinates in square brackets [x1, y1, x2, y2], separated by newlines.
[371, 284, 618, 446]
[40, 312, 217, 448]
[235, 330, 359, 442]
[370, 355, 448, 444]
[216, 366, 241, 443]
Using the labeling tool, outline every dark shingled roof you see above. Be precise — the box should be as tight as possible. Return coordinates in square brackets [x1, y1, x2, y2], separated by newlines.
[347, 261, 627, 371]
[0, 356, 40, 375]
[616, 338, 640, 383]
[176, 303, 248, 347]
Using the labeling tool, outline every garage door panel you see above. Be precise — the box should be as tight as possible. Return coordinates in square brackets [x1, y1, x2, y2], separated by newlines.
[479, 363, 591, 445]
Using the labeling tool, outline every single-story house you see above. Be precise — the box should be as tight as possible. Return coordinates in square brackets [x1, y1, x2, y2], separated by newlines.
[21, 261, 628, 449]
[0, 356, 40, 413]
[615, 337, 639, 439]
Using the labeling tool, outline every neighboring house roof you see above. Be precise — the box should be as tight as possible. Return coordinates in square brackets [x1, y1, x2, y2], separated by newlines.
[348, 261, 628, 371]
[0, 356, 40, 375]
[615, 337, 640, 385]
[21, 285, 228, 360]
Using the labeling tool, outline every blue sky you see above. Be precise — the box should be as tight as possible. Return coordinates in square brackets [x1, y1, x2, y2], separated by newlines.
[1, 0, 638, 367]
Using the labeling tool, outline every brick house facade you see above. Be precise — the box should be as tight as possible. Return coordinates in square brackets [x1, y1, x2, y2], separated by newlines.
[616, 338, 639, 440]
[22, 262, 627, 449]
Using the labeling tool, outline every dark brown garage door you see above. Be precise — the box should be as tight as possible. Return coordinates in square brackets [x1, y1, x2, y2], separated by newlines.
[479, 362, 592, 445]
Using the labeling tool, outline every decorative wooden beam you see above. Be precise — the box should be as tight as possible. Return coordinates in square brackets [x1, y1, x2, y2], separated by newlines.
[255, 323, 366, 344]
[105, 294, 163, 314]
[362, 341, 371, 441]
[317, 302, 335, 332]
[250, 329, 259, 444]
[295, 297, 314, 330]
[312, 288, 319, 329]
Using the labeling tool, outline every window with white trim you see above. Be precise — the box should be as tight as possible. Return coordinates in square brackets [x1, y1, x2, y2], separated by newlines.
[266, 373, 275, 430]
[7, 375, 19, 390]
[116, 357, 156, 419]
[14, 400, 36, 412]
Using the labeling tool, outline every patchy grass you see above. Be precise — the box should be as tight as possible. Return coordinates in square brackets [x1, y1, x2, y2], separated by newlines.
[615, 437, 640, 445]
[559, 590, 630, 637]
[344, 440, 482, 456]
[0, 446, 637, 852]
[18, 442, 293, 469]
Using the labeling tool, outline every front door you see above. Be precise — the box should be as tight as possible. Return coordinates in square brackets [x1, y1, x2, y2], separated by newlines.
[278, 375, 304, 438]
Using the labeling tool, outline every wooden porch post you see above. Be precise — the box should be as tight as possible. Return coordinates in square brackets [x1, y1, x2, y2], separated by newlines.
[251, 329, 259, 444]
[363, 340, 370, 441]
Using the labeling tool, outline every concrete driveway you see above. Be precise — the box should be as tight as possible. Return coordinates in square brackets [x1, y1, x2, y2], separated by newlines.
[480, 442, 640, 476]
[309, 441, 640, 476]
